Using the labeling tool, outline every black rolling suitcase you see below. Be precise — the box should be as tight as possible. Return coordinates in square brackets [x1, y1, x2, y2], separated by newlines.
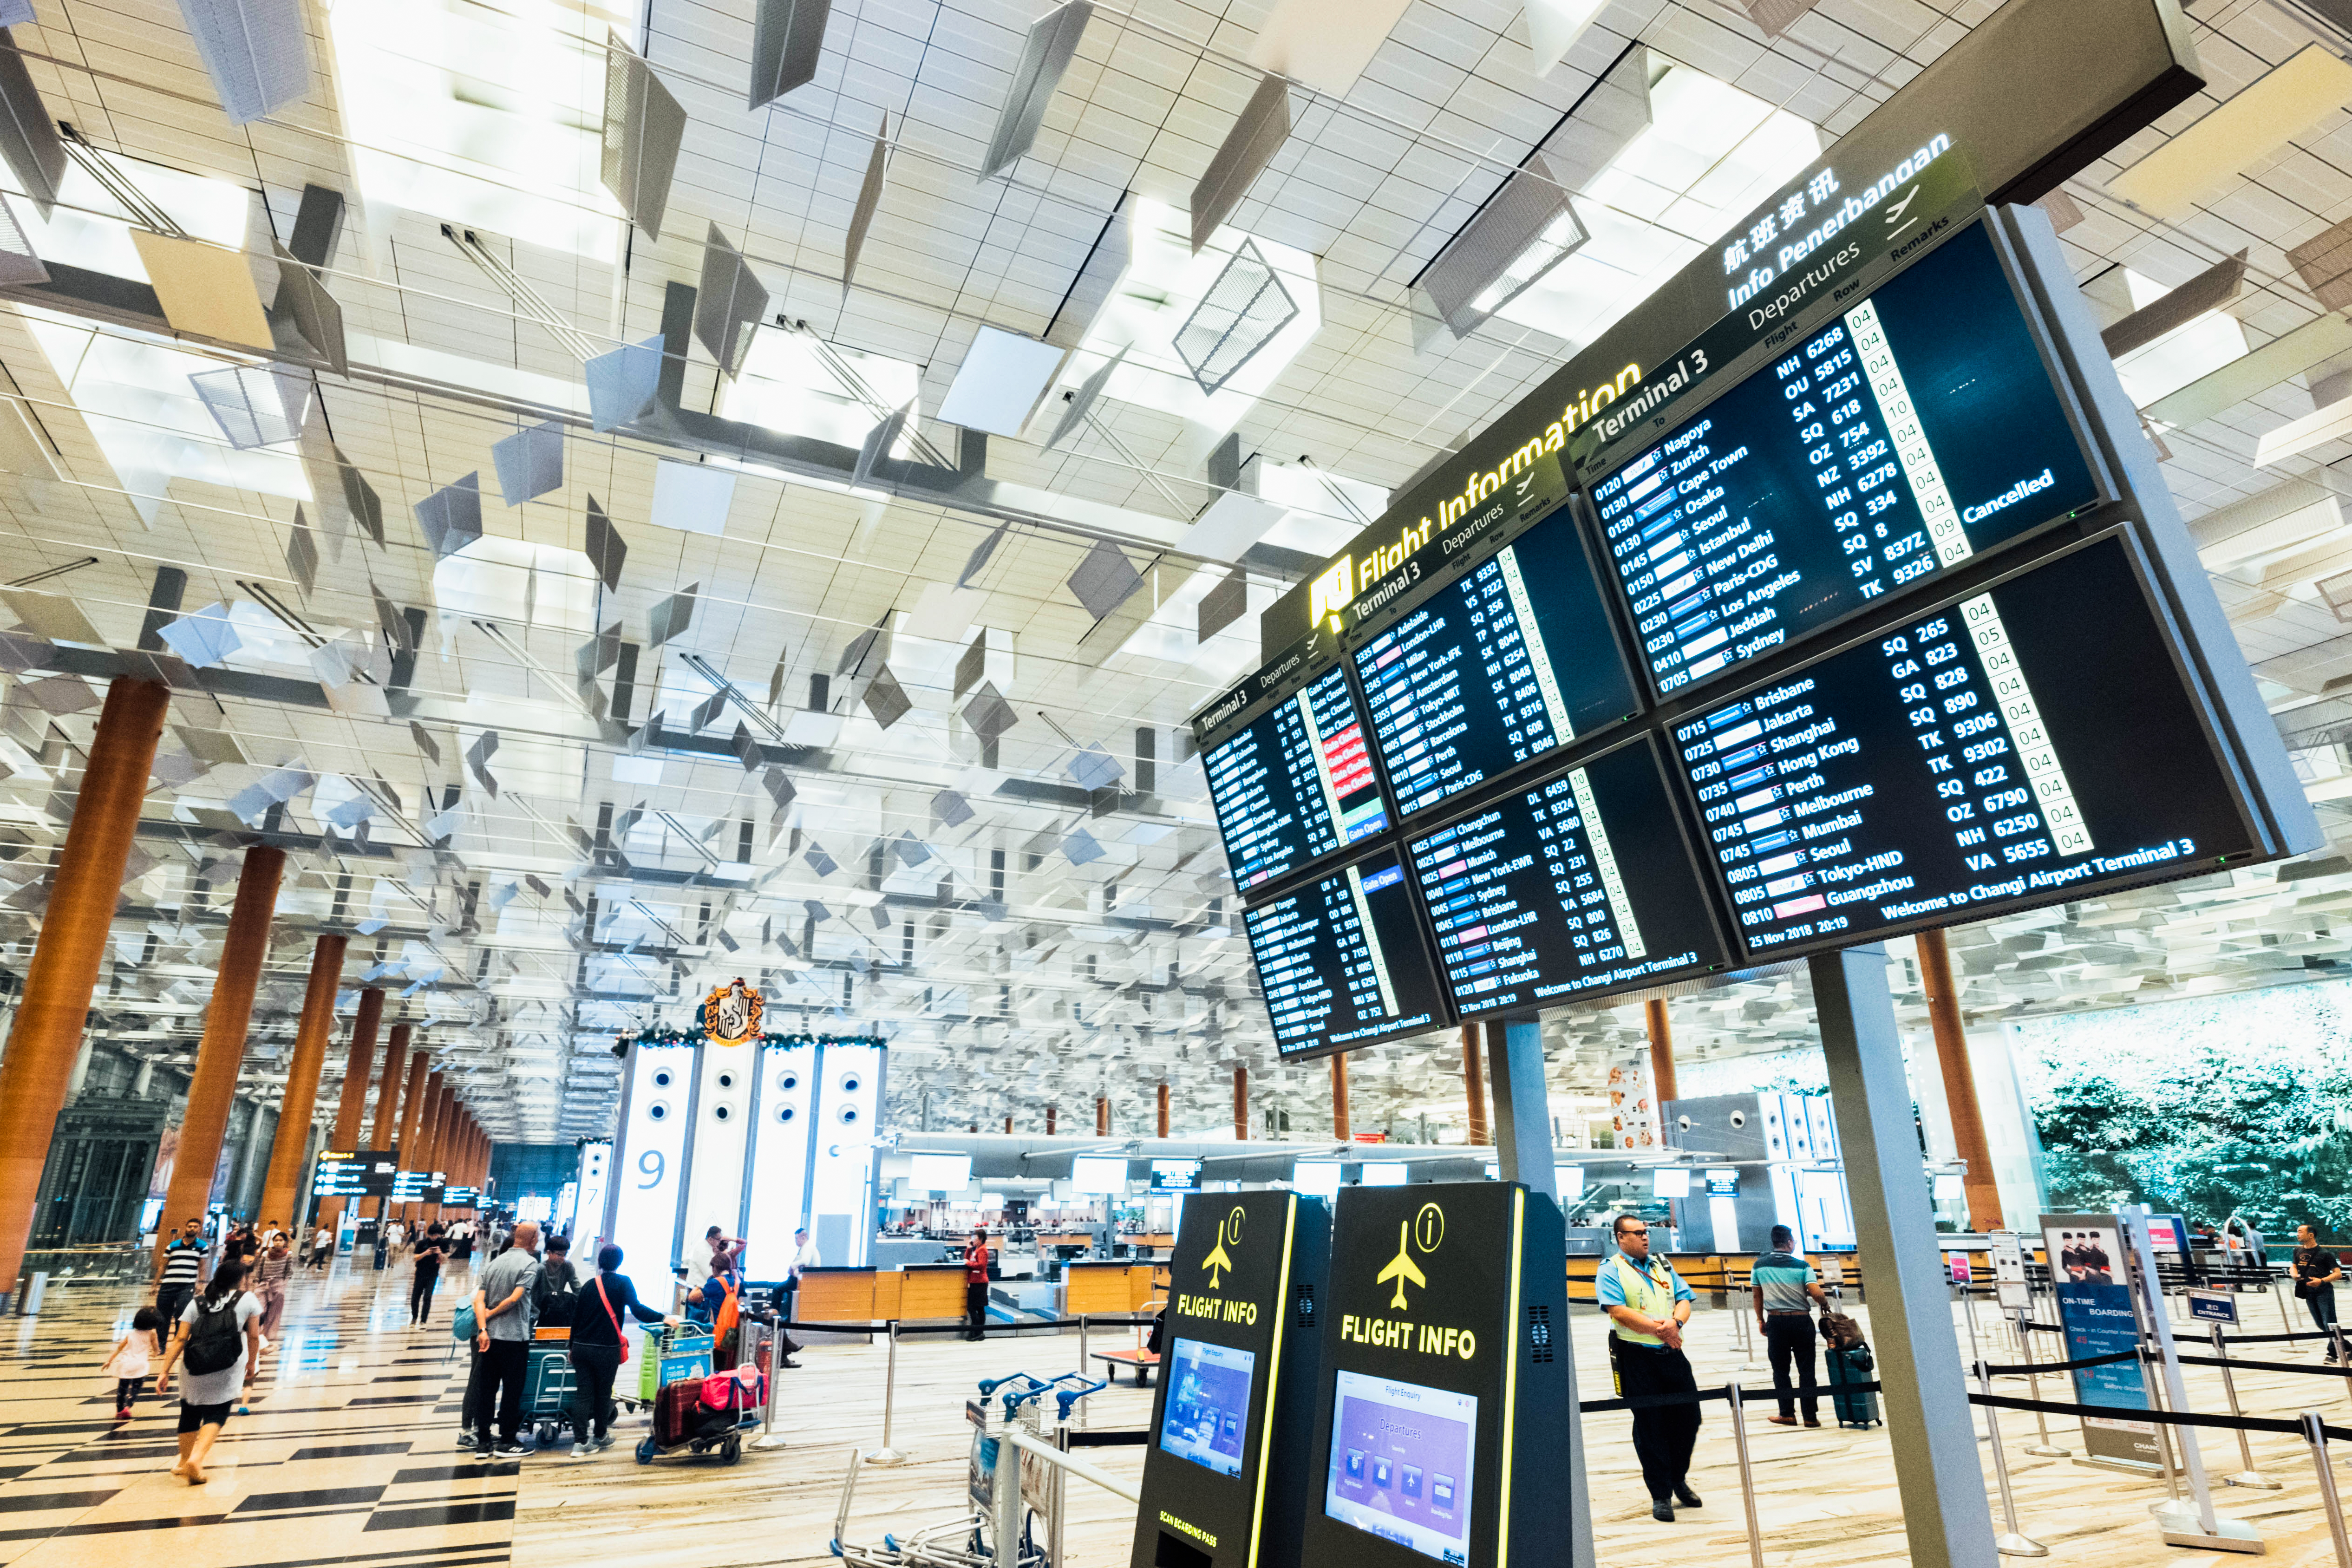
[1826, 1341, 1880, 1428]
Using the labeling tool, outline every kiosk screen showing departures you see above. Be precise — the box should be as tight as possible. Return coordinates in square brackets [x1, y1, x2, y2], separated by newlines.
[1349, 506, 1640, 819]
[1673, 531, 2257, 960]
[1243, 848, 1451, 1059]
[1206, 663, 1392, 891]
[1592, 222, 2099, 700]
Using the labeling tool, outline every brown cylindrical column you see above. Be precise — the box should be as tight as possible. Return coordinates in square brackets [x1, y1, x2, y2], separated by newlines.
[1461, 1026, 1490, 1146]
[405, 1071, 445, 1222]
[258, 933, 347, 1230]
[1003, 1115, 1013, 1135]
[1046, 1104, 1057, 1136]
[155, 846, 285, 1273]
[1096, 1097, 1109, 1136]
[394, 1050, 430, 1187]
[419, 1079, 453, 1226]
[1233, 1066, 1248, 1141]
[1916, 927, 2003, 1230]
[371, 1025, 411, 1150]
[318, 987, 385, 1237]
[1157, 1083, 1170, 1138]
[1644, 998, 1679, 1104]
[1332, 1052, 1352, 1142]
[0, 676, 168, 1299]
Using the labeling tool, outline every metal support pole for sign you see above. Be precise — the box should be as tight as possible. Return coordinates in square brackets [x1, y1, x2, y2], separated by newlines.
[1975, 1359, 2047, 1556]
[1813, 946, 2000, 1568]
[2209, 1323, 2279, 1490]
[864, 1320, 908, 1466]
[2278, 1266, 2298, 1333]
[2307, 1412, 2352, 1568]
[1726, 1381, 1768, 1568]
[2128, 1216, 2261, 1553]
[1485, 1016, 1595, 1568]
[1960, 1277, 1984, 1371]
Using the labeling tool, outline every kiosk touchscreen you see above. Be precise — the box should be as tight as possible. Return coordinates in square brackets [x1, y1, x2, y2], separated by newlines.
[1132, 1189, 1332, 1568]
[1300, 1182, 1572, 1568]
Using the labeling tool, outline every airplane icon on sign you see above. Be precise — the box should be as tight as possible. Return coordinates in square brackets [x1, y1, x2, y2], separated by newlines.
[1377, 1220, 1426, 1309]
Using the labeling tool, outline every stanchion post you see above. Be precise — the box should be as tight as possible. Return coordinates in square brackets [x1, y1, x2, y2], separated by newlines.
[1974, 1359, 2048, 1557]
[865, 1320, 909, 1466]
[2209, 1323, 2279, 1490]
[1052, 1425, 1071, 1568]
[2019, 1313, 2068, 1458]
[2306, 1411, 2352, 1568]
[2279, 1266, 2299, 1333]
[1726, 1381, 1767, 1568]
[2334, 1325, 2352, 1421]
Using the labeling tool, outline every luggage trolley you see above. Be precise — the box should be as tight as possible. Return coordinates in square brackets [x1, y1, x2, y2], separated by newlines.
[524, 1325, 579, 1446]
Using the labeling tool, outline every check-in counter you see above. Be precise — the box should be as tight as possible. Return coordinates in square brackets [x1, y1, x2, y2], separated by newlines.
[1064, 1260, 1156, 1314]
[878, 1263, 970, 1320]
[799, 1266, 877, 1320]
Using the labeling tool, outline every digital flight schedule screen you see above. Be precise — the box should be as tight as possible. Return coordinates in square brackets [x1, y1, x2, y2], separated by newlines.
[1205, 662, 1392, 891]
[1324, 1371, 1477, 1564]
[1243, 847, 1449, 1058]
[1351, 506, 1640, 818]
[1673, 532, 2256, 959]
[1592, 222, 2100, 699]
[1161, 1338, 1257, 1478]
[1405, 735, 1731, 1015]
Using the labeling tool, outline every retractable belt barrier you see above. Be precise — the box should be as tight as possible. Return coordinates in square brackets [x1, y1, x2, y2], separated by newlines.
[788, 1313, 1160, 1336]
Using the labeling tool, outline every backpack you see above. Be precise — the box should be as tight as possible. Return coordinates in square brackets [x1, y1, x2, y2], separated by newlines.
[452, 1301, 477, 1342]
[711, 1272, 740, 1339]
[183, 1295, 243, 1376]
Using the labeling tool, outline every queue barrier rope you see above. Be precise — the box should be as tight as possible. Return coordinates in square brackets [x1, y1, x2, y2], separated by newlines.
[787, 1314, 1161, 1336]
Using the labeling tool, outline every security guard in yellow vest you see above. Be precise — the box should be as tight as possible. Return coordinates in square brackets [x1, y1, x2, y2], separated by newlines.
[1598, 1214, 1702, 1522]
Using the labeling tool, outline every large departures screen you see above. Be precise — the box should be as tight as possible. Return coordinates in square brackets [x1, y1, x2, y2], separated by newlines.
[1205, 663, 1392, 891]
[1672, 532, 2256, 959]
[1405, 736, 1732, 1014]
[1592, 223, 2100, 699]
[1243, 847, 1449, 1058]
[1350, 506, 1640, 818]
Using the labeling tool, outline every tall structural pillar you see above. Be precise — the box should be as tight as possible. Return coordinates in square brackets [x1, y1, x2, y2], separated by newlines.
[418, 1078, 450, 1226]
[156, 847, 285, 1269]
[1913, 928, 2003, 1230]
[1813, 946, 1996, 1568]
[1156, 1083, 1170, 1137]
[0, 676, 169, 1303]
[372, 1025, 410, 1149]
[1232, 1066, 1248, 1140]
[1331, 1052, 1351, 1141]
[393, 1050, 431, 1206]
[1046, 1104, 1058, 1135]
[1095, 1097, 1108, 1136]
[259, 934, 347, 1230]
[1461, 1026, 1490, 1145]
[319, 987, 384, 1238]
[1643, 998, 1679, 1103]
[405, 1071, 445, 1223]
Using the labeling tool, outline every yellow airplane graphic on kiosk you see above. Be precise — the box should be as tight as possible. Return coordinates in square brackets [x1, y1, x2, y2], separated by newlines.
[1377, 1220, 1426, 1309]
[1202, 1232, 1235, 1288]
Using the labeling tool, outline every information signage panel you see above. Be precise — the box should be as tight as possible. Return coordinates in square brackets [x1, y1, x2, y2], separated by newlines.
[313, 1149, 399, 1199]
[1670, 531, 2260, 962]
[2043, 1213, 2160, 1470]
[1205, 662, 1392, 894]
[442, 1186, 479, 1208]
[1132, 1190, 1331, 1568]
[1591, 222, 2101, 699]
[1405, 734, 1732, 1016]
[1243, 846, 1451, 1060]
[1300, 1183, 1571, 1568]
[1348, 504, 1640, 820]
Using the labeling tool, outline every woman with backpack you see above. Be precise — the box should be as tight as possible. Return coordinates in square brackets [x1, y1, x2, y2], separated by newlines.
[153, 1257, 262, 1485]
[566, 1245, 672, 1456]
[690, 1253, 745, 1367]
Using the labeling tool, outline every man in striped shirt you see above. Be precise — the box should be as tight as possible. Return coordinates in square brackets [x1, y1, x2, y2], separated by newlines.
[156, 1220, 206, 1324]
[1751, 1226, 1829, 1427]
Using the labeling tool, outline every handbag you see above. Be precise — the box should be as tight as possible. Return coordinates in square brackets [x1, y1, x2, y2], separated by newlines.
[595, 1276, 630, 1359]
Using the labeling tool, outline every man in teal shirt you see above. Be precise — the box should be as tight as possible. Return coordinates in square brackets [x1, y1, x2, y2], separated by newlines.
[1598, 1214, 1701, 1521]
[1751, 1225, 1829, 1427]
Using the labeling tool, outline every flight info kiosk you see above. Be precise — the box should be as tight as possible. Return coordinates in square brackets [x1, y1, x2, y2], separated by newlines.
[1134, 1190, 1332, 1568]
[1299, 1183, 1571, 1568]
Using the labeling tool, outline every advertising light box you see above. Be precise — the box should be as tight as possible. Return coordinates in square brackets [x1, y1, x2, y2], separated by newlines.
[1673, 530, 2260, 960]
[1243, 846, 1451, 1060]
[1300, 1183, 1571, 1568]
[1132, 1190, 1332, 1568]
[909, 1152, 973, 1191]
[1405, 734, 1732, 1017]
[1204, 662, 1392, 894]
[1592, 221, 2101, 700]
[1348, 504, 1640, 820]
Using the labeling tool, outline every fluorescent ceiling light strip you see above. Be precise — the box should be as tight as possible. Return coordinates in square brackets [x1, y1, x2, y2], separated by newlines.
[2144, 312, 2352, 429]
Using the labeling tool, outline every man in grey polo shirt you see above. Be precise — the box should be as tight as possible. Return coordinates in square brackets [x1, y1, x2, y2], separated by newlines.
[471, 1221, 542, 1457]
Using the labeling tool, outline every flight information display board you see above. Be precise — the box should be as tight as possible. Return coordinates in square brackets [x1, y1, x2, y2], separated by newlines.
[1592, 222, 2101, 699]
[1244, 846, 1450, 1058]
[1206, 663, 1392, 892]
[1350, 506, 1640, 818]
[390, 1169, 438, 1203]
[1673, 531, 2257, 959]
[313, 1149, 399, 1198]
[1405, 735, 1731, 1015]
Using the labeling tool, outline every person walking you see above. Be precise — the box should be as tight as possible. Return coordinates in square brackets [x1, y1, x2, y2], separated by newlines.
[1751, 1225, 1829, 1428]
[253, 1232, 294, 1346]
[1598, 1213, 1703, 1522]
[312, 1221, 333, 1271]
[102, 1307, 165, 1421]
[963, 1228, 992, 1342]
[469, 1221, 543, 1457]
[410, 1224, 447, 1326]
[154, 1258, 262, 1485]
[156, 1221, 205, 1326]
[567, 1245, 670, 1457]
[2296, 1223, 2343, 1361]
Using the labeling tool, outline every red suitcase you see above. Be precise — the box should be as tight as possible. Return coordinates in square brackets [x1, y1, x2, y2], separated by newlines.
[653, 1377, 705, 1447]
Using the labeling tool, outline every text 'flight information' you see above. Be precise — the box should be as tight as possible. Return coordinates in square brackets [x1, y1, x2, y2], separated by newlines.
[1592, 222, 2099, 699]
[1672, 534, 2252, 959]
[1206, 664, 1391, 891]
[1405, 737, 1730, 1014]
[1352, 507, 1640, 819]
[1243, 849, 1448, 1057]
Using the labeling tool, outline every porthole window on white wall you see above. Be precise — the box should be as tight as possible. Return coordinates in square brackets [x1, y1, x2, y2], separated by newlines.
[647, 1101, 670, 1121]
[776, 1105, 797, 1124]
[778, 1071, 798, 1093]
[713, 1104, 732, 1121]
